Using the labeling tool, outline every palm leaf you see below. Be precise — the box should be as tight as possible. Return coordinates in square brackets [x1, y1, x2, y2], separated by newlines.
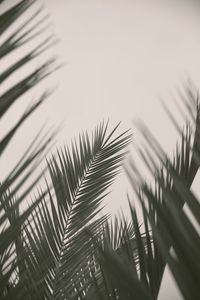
[0, 0, 58, 297]
[126, 84, 200, 299]
[8, 122, 131, 299]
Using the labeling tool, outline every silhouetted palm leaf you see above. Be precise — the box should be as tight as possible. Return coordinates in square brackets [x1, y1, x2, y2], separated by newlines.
[8, 123, 131, 299]
[83, 85, 200, 300]
[0, 0, 58, 297]
[126, 84, 200, 299]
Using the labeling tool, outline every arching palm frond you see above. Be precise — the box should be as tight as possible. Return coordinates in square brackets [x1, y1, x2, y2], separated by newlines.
[125, 84, 200, 299]
[0, 0, 58, 297]
[8, 123, 131, 299]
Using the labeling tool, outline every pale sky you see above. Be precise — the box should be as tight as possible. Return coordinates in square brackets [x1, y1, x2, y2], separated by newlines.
[41, 0, 200, 208]
[2, 0, 200, 298]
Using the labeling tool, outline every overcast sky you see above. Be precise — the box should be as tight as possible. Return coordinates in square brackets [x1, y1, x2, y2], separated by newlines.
[44, 0, 200, 136]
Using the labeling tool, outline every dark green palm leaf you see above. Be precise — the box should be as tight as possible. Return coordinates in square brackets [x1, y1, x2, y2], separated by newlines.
[0, 0, 58, 297]
[11, 123, 131, 299]
[126, 85, 200, 299]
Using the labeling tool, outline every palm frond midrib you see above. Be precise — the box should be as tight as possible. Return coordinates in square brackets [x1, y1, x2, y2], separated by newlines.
[51, 142, 108, 296]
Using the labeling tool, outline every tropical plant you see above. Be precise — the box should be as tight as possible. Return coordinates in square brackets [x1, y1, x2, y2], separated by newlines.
[0, 0, 58, 296]
[77, 84, 200, 300]
[1, 0, 200, 300]
[0, 1, 131, 299]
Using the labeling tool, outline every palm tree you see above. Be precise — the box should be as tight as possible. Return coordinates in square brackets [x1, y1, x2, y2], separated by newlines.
[1, 1, 199, 299]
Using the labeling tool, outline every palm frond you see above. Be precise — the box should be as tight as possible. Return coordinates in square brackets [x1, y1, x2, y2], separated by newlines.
[0, 0, 58, 297]
[126, 84, 200, 299]
[8, 123, 131, 299]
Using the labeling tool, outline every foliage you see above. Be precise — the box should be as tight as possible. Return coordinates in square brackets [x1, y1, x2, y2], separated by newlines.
[0, 1, 200, 300]
[0, 1, 131, 299]
[0, 0, 59, 296]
